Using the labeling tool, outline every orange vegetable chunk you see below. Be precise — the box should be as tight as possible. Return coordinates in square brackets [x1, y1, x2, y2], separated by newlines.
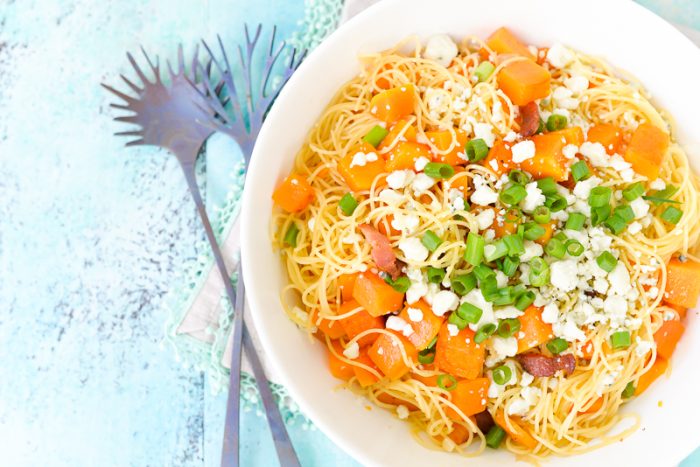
[398, 299, 446, 350]
[272, 173, 314, 213]
[497, 59, 551, 105]
[587, 124, 622, 154]
[493, 409, 538, 449]
[337, 141, 387, 191]
[378, 119, 417, 151]
[338, 300, 384, 347]
[352, 271, 405, 317]
[654, 319, 684, 360]
[385, 141, 432, 171]
[517, 305, 554, 353]
[311, 308, 346, 340]
[435, 323, 485, 379]
[578, 396, 604, 414]
[447, 424, 471, 445]
[370, 84, 416, 123]
[486, 27, 534, 59]
[635, 357, 668, 395]
[664, 258, 700, 309]
[338, 273, 358, 301]
[446, 378, 490, 420]
[533, 221, 556, 246]
[483, 140, 515, 176]
[623, 122, 669, 179]
[521, 133, 570, 181]
[368, 331, 417, 380]
[426, 129, 469, 166]
[328, 341, 355, 381]
[551, 126, 584, 147]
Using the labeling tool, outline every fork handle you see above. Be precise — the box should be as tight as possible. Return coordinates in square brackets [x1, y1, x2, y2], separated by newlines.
[181, 166, 300, 467]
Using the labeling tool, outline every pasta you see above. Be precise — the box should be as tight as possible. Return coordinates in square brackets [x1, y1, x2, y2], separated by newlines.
[270, 27, 700, 461]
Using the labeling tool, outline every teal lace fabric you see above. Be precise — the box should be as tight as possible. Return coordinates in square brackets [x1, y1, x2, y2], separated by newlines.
[163, 0, 343, 419]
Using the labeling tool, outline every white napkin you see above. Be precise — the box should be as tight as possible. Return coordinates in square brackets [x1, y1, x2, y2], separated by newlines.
[176, 0, 700, 379]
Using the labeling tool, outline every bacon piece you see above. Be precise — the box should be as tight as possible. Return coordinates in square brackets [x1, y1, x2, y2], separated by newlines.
[474, 410, 495, 434]
[517, 352, 576, 377]
[518, 101, 540, 137]
[358, 224, 402, 279]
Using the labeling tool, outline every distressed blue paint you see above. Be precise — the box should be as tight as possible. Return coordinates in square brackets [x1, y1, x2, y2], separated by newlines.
[0, 1, 698, 466]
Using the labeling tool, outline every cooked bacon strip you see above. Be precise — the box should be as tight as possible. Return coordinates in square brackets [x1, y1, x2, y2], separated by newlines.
[517, 352, 576, 377]
[474, 410, 495, 435]
[518, 101, 540, 137]
[358, 224, 402, 279]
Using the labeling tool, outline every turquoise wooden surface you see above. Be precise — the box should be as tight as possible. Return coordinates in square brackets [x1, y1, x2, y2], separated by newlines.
[0, 1, 698, 466]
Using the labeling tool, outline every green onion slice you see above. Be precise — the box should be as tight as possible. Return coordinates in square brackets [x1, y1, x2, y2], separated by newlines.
[362, 125, 389, 148]
[466, 138, 489, 162]
[437, 374, 458, 391]
[283, 223, 300, 247]
[424, 162, 455, 179]
[339, 193, 359, 216]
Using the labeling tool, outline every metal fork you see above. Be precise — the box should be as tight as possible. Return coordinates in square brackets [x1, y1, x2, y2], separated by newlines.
[102, 34, 300, 467]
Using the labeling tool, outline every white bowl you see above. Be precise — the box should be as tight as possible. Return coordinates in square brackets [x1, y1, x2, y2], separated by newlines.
[241, 1, 700, 465]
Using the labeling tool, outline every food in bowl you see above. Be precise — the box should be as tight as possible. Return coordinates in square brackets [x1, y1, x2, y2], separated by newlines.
[270, 26, 700, 459]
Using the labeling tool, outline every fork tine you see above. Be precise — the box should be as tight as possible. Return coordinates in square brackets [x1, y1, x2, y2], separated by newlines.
[140, 47, 161, 83]
[126, 52, 150, 86]
[114, 115, 139, 124]
[125, 138, 145, 147]
[109, 102, 131, 111]
[101, 83, 136, 104]
[115, 130, 142, 137]
[120, 74, 142, 94]
[191, 43, 200, 82]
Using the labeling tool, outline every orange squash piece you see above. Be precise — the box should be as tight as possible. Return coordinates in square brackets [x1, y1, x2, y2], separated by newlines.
[378, 119, 417, 151]
[435, 322, 485, 379]
[483, 140, 516, 176]
[272, 173, 315, 213]
[664, 258, 700, 309]
[311, 307, 346, 340]
[337, 141, 387, 192]
[449, 170, 471, 196]
[521, 133, 570, 181]
[398, 299, 446, 350]
[352, 271, 405, 317]
[654, 319, 684, 360]
[486, 27, 534, 59]
[370, 84, 416, 123]
[635, 357, 668, 395]
[497, 59, 551, 106]
[328, 340, 355, 381]
[377, 214, 401, 237]
[447, 423, 471, 445]
[578, 396, 604, 414]
[353, 349, 383, 387]
[446, 378, 490, 420]
[338, 300, 384, 347]
[426, 129, 469, 166]
[368, 331, 418, 380]
[533, 221, 556, 246]
[551, 126, 584, 147]
[623, 122, 669, 179]
[493, 409, 538, 449]
[376, 391, 418, 411]
[664, 301, 687, 320]
[490, 208, 520, 238]
[517, 305, 554, 353]
[385, 141, 432, 171]
[587, 124, 623, 154]
[338, 273, 358, 302]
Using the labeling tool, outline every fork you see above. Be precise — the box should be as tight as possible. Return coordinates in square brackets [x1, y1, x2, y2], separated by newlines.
[102, 34, 300, 467]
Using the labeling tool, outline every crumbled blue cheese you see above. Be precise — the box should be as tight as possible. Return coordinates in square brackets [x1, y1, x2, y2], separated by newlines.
[343, 341, 360, 359]
[447, 323, 460, 336]
[521, 181, 545, 213]
[378, 188, 404, 206]
[470, 175, 498, 206]
[546, 43, 574, 68]
[552, 86, 579, 110]
[386, 315, 414, 337]
[472, 122, 496, 147]
[475, 209, 496, 230]
[391, 213, 420, 233]
[650, 178, 666, 190]
[630, 197, 649, 219]
[550, 260, 579, 292]
[398, 237, 429, 262]
[407, 307, 423, 322]
[432, 290, 460, 316]
[405, 267, 428, 304]
[412, 173, 436, 193]
[386, 169, 415, 189]
[635, 337, 655, 357]
[562, 144, 578, 159]
[423, 34, 458, 67]
[511, 140, 536, 163]
[507, 386, 542, 416]
[564, 75, 589, 94]
[350, 150, 378, 168]
[414, 156, 430, 172]
[521, 241, 544, 262]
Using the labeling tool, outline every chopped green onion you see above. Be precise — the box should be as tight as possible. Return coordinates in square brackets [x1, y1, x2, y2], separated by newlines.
[533, 206, 551, 224]
[596, 251, 618, 272]
[475, 61, 496, 82]
[504, 234, 525, 256]
[466, 138, 489, 162]
[473, 263, 495, 282]
[283, 223, 300, 247]
[604, 214, 627, 235]
[545, 193, 567, 212]
[417, 348, 435, 364]
[536, 177, 558, 196]
[452, 273, 477, 296]
[437, 374, 458, 391]
[529, 257, 550, 287]
[501, 256, 520, 277]
[517, 224, 525, 238]
[457, 302, 483, 324]
[500, 184, 528, 205]
[504, 207, 522, 224]
[492, 365, 513, 385]
[553, 231, 567, 242]
[480, 277, 499, 301]
[448, 311, 468, 330]
[565, 212, 586, 231]
[422, 230, 443, 252]
[491, 287, 516, 306]
[515, 290, 536, 310]
[610, 330, 631, 349]
[546, 338, 569, 354]
[497, 318, 521, 338]
[339, 193, 359, 216]
[485, 426, 507, 449]
[565, 239, 584, 257]
[614, 205, 635, 223]
[508, 169, 530, 185]
[642, 195, 682, 205]
[661, 206, 683, 225]
[644, 185, 679, 205]
[571, 160, 591, 182]
[588, 186, 612, 208]
[427, 266, 446, 284]
[464, 233, 485, 266]
[622, 382, 636, 399]
[424, 162, 455, 179]
[384, 275, 411, 293]
[546, 114, 567, 132]
[474, 323, 497, 344]
[591, 205, 611, 226]
[530, 256, 548, 273]
[622, 182, 645, 201]
[484, 239, 509, 262]
[362, 125, 389, 147]
[523, 223, 546, 241]
[545, 237, 566, 259]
